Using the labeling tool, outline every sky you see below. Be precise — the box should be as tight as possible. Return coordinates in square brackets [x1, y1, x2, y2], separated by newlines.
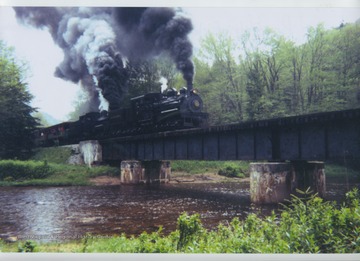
[0, 1, 359, 121]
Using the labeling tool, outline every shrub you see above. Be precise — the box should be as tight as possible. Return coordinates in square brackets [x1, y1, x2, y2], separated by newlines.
[18, 241, 38, 252]
[218, 162, 245, 178]
[278, 188, 360, 253]
[0, 160, 54, 181]
[177, 212, 203, 251]
[171, 160, 249, 177]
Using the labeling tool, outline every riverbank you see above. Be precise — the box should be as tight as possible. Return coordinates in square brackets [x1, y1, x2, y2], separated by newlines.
[0, 160, 119, 186]
[0, 159, 358, 187]
[0, 147, 358, 186]
[0, 158, 248, 186]
[0, 146, 251, 186]
[1, 188, 359, 253]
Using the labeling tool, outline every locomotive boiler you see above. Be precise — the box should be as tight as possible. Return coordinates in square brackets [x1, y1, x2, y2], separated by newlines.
[34, 86, 208, 147]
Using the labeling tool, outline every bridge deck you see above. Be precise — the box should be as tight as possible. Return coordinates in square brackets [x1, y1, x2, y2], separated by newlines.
[100, 108, 360, 161]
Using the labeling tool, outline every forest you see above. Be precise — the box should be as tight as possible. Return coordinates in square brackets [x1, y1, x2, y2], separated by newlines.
[76, 21, 360, 126]
[193, 22, 360, 125]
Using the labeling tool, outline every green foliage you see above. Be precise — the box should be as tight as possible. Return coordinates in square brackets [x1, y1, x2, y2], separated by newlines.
[176, 212, 203, 251]
[218, 162, 246, 178]
[325, 163, 360, 182]
[30, 147, 72, 164]
[171, 160, 249, 176]
[134, 229, 178, 253]
[0, 159, 118, 186]
[194, 22, 360, 125]
[279, 188, 360, 253]
[0, 41, 38, 159]
[0, 160, 54, 181]
[18, 241, 38, 253]
[195, 33, 245, 125]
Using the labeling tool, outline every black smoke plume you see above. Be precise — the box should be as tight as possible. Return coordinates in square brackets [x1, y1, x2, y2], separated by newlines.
[13, 7, 194, 112]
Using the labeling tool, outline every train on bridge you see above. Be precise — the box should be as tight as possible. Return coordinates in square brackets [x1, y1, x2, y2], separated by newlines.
[33, 87, 208, 147]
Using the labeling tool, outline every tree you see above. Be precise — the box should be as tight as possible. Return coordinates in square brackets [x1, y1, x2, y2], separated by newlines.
[121, 57, 168, 107]
[286, 43, 306, 114]
[0, 41, 38, 159]
[156, 54, 180, 88]
[241, 28, 290, 120]
[326, 22, 360, 110]
[304, 24, 328, 111]
[196, 32, 245, 124]
[193, 22, 360, 124]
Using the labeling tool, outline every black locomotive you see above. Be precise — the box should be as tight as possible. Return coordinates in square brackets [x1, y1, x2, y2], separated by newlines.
[34, 87, 208, 147]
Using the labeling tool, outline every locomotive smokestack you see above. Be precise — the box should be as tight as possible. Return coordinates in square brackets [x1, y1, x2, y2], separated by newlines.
[187, 81, 193, 95]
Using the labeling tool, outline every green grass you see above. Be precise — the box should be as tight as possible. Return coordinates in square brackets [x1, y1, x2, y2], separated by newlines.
[0, 160, 54, 181]
[171, 160, 250, 176]
[30, 147, 73, 164]
[0, 161, 119, 186]
[171, 160, 360, 181]
[0, 146, 119, 186]
[325, 163, 360, 182]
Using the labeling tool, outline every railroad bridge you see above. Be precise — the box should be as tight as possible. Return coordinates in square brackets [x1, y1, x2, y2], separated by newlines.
[100, 108, 360, 162]
[91, 108, 360, 203]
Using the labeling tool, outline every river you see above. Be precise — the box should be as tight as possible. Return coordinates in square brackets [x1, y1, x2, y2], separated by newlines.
[0, 181, 357, 243]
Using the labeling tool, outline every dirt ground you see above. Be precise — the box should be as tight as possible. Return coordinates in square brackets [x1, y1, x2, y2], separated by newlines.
[89, 172, 248, 185]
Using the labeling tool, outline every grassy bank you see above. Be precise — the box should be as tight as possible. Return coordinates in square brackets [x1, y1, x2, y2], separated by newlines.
[171, 160, 360, 181]
[326, 162, 360, 182]
[30, 147, 73, 164]
[0, 146, 358, 186]
[0, 160, 358, 186]
[0, 160, 118, 186]
[0, 146, 119, 186]
[1, 188, 359, 253]
[171, 160, 250, 178]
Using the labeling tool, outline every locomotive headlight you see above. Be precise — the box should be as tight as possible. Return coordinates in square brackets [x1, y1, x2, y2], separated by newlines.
[188, 95, 203, 112]
[193, 100, 200, 108]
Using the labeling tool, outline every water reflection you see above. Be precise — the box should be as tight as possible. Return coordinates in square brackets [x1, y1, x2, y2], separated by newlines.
[0, 182, 357, 243]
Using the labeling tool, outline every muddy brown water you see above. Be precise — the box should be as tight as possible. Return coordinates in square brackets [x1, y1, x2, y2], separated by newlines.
[0, 181, 357, 243]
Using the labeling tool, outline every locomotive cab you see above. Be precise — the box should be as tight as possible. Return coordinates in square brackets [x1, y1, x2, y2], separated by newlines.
[179, 87, 187, 95]
[164, 87, 178, 97]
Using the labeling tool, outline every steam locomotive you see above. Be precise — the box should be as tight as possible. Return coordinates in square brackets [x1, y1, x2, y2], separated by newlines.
[33, 87, 208, 147]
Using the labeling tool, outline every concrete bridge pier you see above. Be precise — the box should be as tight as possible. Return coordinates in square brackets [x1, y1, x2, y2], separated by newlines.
[79, 140, 102, 166]
[120, 160, 171, 184]
[120, 161, 143, 184]
[250, 161, 325, 204]
[292, 161, 326, 198]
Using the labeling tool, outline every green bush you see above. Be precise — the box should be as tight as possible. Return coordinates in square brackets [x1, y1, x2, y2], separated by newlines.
[277, 188, 360, 253]
[0, 160, 54, 181]
[171, 160, 249, 176]
[177, 212, 203, 251]
[0, 160, 119, 186]
[18, 241, 38, 252]
[218, 162, 245, 178]
[71, 188, 360, 253]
